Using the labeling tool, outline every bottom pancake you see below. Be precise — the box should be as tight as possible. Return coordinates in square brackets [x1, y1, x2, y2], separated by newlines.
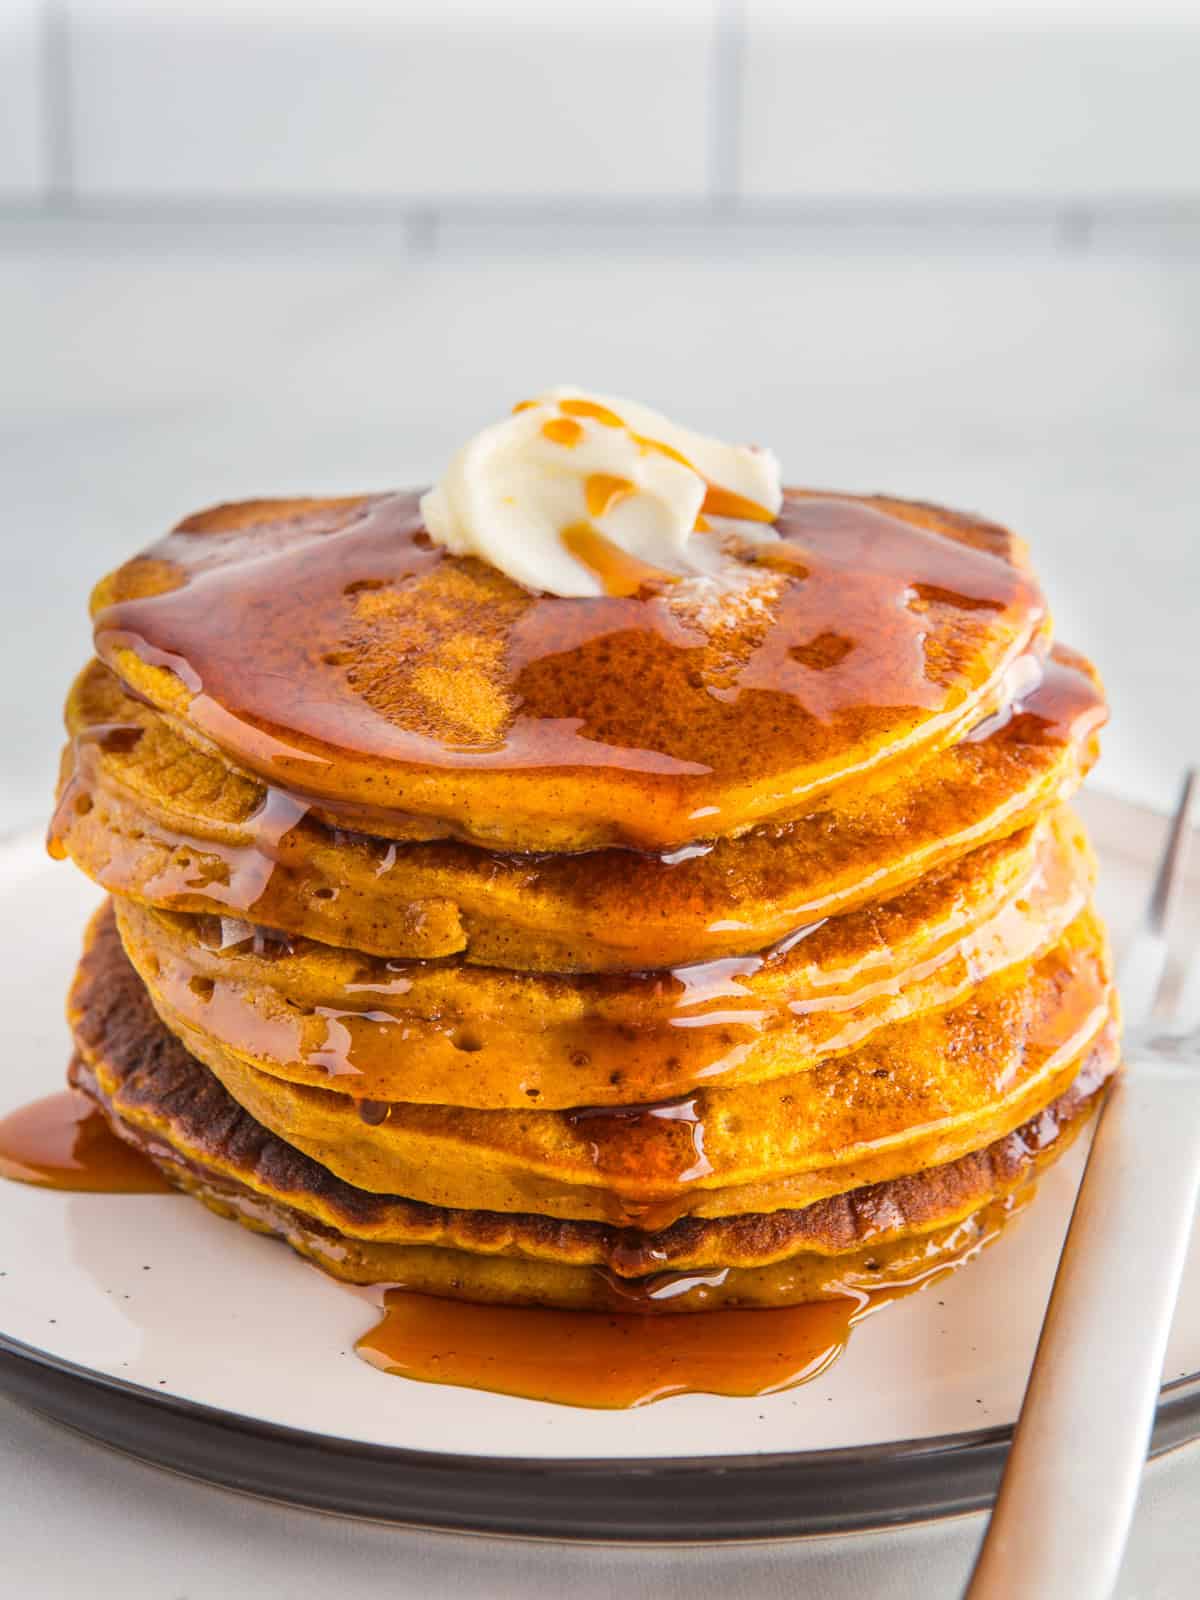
[67, 901, 1117, 1308]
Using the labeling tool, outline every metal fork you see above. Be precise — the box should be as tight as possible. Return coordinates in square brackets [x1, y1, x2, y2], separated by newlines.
[967, 771, 1200, 1600]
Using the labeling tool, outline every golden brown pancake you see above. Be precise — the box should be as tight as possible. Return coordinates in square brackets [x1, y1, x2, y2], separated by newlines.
[47, 476, 1120, 1324]
[141, 909, 1114, 1225]
[112, 808, 1094, 1109]
[88, 491, 1049, 852]
[68, 902, 1115, 1309]
[52, 642, 1104, 970]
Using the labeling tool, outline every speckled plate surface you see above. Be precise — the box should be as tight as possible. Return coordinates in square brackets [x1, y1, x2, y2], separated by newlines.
[0, 788, 1197, 1541]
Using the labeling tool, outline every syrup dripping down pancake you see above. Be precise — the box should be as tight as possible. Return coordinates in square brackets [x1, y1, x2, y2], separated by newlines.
[68, 903, 1116, 1309]
[112, 809, 1093, 1109]
[192, 917, 1114, 1226]
[75, 895, 1114, 1226]
[52, 641, 1104, 971]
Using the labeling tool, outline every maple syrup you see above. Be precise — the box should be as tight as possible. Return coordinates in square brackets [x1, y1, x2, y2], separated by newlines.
[0, 1089, 172, 1193]
[965, 648, 1108, 749]
[90, 491, 1047, 849]
[354, 1200, 1018, 1408]
[355, 1291, 857, 1407]
[49, 754, 312, 916]
[560, 521, 676, 597]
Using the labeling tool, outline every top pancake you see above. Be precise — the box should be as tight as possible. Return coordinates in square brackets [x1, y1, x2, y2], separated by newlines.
[90, 490, 1047, 851]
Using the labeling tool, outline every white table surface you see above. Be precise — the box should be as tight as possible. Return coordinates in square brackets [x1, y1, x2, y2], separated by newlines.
[1, 214, 1198, 1594]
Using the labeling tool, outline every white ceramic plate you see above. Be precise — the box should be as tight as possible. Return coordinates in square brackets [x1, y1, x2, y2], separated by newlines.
[0, 788, 1197, 1540]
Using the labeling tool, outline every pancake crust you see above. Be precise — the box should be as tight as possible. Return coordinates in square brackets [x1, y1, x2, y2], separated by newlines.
[89, 491, 1048, 852]
[69, 902, 1115, 1305]
[53, 644, 1104, 970]
[200, 939, 1115, 1224]
[48, 477, 1120, 1321]
[65, 1132, 1042, 1310]
[79, 899, 1114, 1224]
[113, 809, 1094, 1109]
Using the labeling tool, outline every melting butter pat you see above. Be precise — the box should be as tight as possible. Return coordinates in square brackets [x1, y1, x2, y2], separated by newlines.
[419, 387, 782, 597]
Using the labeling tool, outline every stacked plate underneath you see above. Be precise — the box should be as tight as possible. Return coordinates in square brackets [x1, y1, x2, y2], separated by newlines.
[51, 489, 1117, 1311]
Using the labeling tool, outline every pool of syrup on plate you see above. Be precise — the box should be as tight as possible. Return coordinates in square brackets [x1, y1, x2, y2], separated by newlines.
[352, 1205, 1016, 1410]
[0, 1089, 172, 1193]
[0, 1087, 1020, 1407]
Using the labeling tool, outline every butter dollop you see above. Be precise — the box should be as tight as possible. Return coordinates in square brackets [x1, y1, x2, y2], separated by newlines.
[419, 387, 783, 597]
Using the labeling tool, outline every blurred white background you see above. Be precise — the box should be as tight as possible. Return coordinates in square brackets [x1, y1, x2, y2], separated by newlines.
[1, 0, 1198, 829]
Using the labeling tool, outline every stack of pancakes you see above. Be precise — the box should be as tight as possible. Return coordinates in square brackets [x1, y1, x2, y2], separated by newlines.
[51, 489, 1117, 1311]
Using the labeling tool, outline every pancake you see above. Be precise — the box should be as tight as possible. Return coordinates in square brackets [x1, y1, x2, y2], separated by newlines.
[113, 808, 1094, 1109]
[51, 642, 1104, 971]
[67, 902, 1116, 1309]
[44, 462, 1120, 1332]
[141, 908, 1114, 1225]
[88, 491, 1049, 853]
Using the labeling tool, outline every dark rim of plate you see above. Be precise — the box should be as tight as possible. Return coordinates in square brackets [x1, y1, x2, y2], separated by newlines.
[1, 1331, 1199, 1542]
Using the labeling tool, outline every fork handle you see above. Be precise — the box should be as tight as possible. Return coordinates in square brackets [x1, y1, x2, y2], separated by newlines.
[966, 1063, 1200, 1600]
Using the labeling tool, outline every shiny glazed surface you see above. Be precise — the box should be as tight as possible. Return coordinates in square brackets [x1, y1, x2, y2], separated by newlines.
[50, 644, 1105, 971]
[0, 1088, 171, 1193]
[110, 810, 1091, 1109]
[90, 491, 1046, 851]
[353, 1201, 1018, 1407]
